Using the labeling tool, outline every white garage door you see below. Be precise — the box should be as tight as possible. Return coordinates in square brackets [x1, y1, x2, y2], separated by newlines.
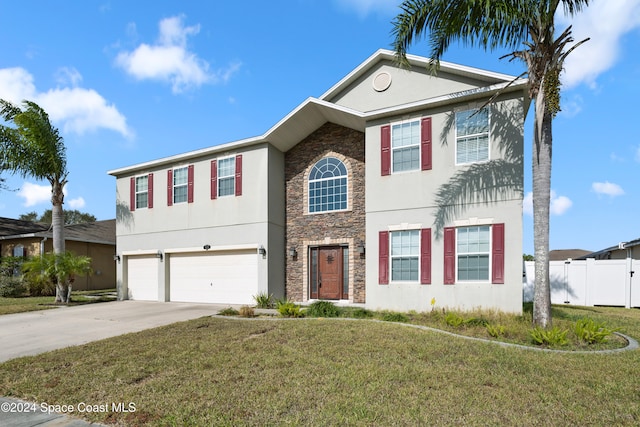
[169, 250, 258, 304]
[127, 255, 159, 301]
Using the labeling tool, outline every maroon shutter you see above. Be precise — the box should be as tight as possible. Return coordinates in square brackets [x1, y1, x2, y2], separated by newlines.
[187, 165, 194, 203]
[167, 169, 173, 206]
[147, 173, 154, 209]
[381, 125, 391, 176]
[235, 155, 243, 196]
[210, 160, 217, 199]
[129, 177, 135, 211]
[444, 227, 456, 284]
[420, 228, 432, 284]
[378, 231, 389, 285]
[421, 117, 432, 171]
[492, 223, 505, 284]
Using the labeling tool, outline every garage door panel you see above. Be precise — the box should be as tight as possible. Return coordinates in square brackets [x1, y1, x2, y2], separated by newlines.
[127, 256, 159, 301]
[169, 250, 258, 304]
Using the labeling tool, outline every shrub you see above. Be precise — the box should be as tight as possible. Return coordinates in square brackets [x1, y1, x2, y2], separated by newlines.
[574, 318, 618, 344]
[218, 307, 239, 316]
[0, 276, 27, 297]
[25, 275, 56, 297]
[530, 326, 568, 347]
[239, 306, 255, 318]
[381, 312, 408, 323]
[253, 292, 275, 309]
[305, 300, 341, 318]
[349, 308, 374, 319]
[444, 312, 465, 327]
[276, 300, 304, 318]
[486, 323, 506, 338]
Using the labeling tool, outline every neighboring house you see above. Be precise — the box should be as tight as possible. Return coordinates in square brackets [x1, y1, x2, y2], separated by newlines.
[108, 49, 528, 313]
[549, 249, 592, 261]
[0, 218, 116, 291]
[524, 239, 640, 308]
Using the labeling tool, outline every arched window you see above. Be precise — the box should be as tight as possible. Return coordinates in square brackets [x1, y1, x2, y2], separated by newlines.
[308, 157, 348, 213]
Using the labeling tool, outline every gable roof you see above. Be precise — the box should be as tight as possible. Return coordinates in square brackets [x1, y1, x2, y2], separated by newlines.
[108, 49, 528, 176]
[0, 219, 115, 245]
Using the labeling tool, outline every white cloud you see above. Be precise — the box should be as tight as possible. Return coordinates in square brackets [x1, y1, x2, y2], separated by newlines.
[333, 0, 397, 17]
[68, 197, 86, 209]
[592, 181, 625, 197]
[523, 190, 573, 216]
[559, 0, 640, 90]
[115, 15, 240, 94]
[0, 67, 133, 139]
[18, 182, 51, 207]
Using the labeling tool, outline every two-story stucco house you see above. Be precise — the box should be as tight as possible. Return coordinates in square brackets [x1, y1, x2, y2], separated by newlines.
[108, 49, 529, 313]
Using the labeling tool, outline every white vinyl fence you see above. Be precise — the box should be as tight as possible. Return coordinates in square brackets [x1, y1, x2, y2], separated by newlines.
[523, 259, 640, 308]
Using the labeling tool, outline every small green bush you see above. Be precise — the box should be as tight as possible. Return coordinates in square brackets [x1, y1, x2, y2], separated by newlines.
[305, 300, 341, 318]
[530, 326, 568, 347]
[444, 312, 465, 327]
[574, 318, 618, 344]
[486, 323, 506, 338]
[276, 300, 304, 318]
[253, 292, 275, 309]
[218, 307, 239, 316]
[239, 306, 255, 318]
[381, 312, 408, 323]
[349, 308, 374, 319]
[0, 276, 26, 297]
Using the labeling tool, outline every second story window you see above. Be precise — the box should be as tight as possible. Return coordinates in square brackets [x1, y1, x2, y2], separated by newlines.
[456, 108, 489, 164]
[218, 157, 235, 197]
[135, 175, 149, 209]
[392, 120, 420, 172]
[173, 167, 188, 204]
[308, 157, 348, 213]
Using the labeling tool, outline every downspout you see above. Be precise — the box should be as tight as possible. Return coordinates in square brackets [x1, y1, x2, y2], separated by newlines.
[40, 236, 48, 256]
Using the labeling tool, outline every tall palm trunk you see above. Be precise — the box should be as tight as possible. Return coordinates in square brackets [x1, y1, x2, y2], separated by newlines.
[532, 91, 553, 328]
[51, 181, 66, 302]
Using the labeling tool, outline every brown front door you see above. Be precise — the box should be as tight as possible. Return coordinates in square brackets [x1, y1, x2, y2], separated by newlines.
[309, 246, 347, 300]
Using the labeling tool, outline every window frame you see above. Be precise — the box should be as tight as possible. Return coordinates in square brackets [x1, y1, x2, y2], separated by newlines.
[217, 156, 236, 198]
[391, 119, 421, 173]
[455, 108, 490, 165]
[456, 225, 491, 282]
[390, 229, 420, 283]
[135, 175, 149, 209]
[307, 156, 348, 214]
[172, 166, 189, 204]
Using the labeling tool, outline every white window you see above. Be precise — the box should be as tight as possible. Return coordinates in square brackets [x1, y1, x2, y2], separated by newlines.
[135, 175, 149, 209]
[456, 108, 489, 164]
[308, 157, 348, 213]
[218, 157, 235, 197]
[457, 226, 490, 281]
[173, 167, 188, 204]
[391, 230, 419, 281]
[392, 120, 420, 172]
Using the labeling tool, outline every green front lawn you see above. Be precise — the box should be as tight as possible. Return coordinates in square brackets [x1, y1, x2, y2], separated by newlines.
[0, 289, 116, 316]
[1, 305, 639, 426]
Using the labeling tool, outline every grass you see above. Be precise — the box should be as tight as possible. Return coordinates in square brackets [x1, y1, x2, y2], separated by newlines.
[0, 289, 116, 316]
[1, 304, 639, 426]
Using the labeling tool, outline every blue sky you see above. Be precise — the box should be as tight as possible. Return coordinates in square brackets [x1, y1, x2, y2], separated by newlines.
[0, 0, 639, 255]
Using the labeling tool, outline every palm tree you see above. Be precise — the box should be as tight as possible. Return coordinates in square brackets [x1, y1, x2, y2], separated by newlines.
[392, 0, 590, 327]
[22, 252, 93, 303]
[0, 99, 69, 301]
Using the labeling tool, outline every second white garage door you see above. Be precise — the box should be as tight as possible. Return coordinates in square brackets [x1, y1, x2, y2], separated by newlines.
[127, 255, 159, 301]
[169, 250, 258, 305]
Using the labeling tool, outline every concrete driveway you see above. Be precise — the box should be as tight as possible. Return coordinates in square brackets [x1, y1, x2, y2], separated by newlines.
[0, 300, 229, 362]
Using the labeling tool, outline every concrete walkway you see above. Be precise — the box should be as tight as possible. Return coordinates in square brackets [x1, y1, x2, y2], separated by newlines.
[0, 300, 230, 362]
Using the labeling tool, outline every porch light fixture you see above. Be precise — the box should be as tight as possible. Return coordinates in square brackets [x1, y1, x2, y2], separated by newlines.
[203, 244, 211, 250]
[113, 254, 120, 263]
[289, 247, 297, 258]
[259, 245, 267, 256]
[356, 243, 365, 255]
[156, 250, 164, 261]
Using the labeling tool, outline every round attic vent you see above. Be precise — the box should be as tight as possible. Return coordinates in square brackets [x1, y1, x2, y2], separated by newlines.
[372, 71, 392, 92]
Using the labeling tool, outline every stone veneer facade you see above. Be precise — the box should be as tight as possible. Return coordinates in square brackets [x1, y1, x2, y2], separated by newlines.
[285, 122, 366, 303]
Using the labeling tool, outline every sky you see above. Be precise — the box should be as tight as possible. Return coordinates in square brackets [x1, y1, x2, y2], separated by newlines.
[0, 0, 639, 255]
